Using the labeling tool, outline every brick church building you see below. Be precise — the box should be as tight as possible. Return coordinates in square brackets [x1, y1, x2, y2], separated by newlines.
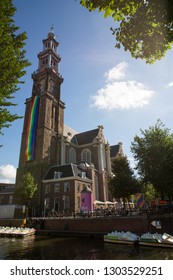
[16, 28, 124, 216]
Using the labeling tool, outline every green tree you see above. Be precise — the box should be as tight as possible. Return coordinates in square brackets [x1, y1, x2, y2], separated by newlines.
[131, 120, 173, 199]
[15, 172, 37, 207]
[141, 182, 157, 203]
[80, 0, 173, 63]
[0, 0, 30, 134]
[108, 156, 138, 207]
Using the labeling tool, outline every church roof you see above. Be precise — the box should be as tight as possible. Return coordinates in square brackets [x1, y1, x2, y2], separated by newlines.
[63, 124, 78, 140]
[71, 128, 99, 145]
[110, 143, 123, 158]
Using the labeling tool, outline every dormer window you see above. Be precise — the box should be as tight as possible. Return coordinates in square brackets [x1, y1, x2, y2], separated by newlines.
[54, 171, 62, 179]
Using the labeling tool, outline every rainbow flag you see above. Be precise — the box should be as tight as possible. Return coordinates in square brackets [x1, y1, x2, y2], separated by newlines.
[136, 193, 145, 208]
[25, 95, 39, 161]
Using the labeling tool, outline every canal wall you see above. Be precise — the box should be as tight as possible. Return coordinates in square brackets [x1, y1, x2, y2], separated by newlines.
[0, 214, 172, 236]
[43, 216, 148, 235]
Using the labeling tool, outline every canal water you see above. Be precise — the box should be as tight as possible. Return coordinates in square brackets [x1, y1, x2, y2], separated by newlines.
[0, 235, 173, 260]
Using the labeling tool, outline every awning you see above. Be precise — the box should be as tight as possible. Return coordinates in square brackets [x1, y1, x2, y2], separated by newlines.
[94, 200, 105, 205]
[105, 201, 115, 205]
[94, 200, 117, 205]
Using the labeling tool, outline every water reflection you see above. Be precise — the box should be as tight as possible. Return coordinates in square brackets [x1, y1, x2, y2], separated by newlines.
[0, 235, 35, 260]
[0, 235, 173, 260]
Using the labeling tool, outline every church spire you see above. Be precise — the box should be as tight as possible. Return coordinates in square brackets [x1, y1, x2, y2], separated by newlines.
[37, 27, 61, 74]
[48, 24, 55, 37]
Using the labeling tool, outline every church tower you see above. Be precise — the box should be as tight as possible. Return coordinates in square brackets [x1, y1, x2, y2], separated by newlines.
[16, 28, 65, 214]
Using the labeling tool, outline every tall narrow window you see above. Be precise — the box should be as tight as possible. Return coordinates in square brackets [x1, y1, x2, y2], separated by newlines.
[54, 183, 60, 192]
[64, 182, 70, 192]
[54, 197, 59, 211]
[45, 197, 50, 210]
[81, 149, 91, 164]
[45, 185, 50, 194]
[68, 148, 76, 163]
[64, 196, 70, 210]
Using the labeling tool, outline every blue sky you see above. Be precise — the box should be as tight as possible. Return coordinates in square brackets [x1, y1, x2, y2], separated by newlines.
[1, 0, 173, 183]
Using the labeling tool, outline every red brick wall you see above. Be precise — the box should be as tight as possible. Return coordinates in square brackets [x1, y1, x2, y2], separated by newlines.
[44, 216, 148, 234]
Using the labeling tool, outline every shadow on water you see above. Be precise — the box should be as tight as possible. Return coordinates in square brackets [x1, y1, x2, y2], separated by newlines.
[103, 243, 173, 260]
[0, 235, 173, 260]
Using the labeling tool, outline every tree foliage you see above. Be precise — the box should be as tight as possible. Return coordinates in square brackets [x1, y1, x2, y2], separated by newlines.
[80, 0, 173, 63]
[131, 120, 173, 199]
[15, 172, 37, 206]
[0, 0, 30, 134]
[141, 182, 157, 203]
[108, 156, 138, 203]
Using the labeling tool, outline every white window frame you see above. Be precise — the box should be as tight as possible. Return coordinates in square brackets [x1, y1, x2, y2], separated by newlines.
[64, 195, 70, 210]
[64, 182, 70, 192]
[54, 183, 60, 193]
[54, 197, 59, 211]
[81, 148, 91, 164]
[45, 184, 50, 194]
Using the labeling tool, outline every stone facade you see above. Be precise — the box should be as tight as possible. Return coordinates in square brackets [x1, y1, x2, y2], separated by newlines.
[16, 29, 124, 216]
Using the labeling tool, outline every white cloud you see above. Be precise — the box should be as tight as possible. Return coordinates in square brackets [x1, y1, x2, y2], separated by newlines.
[91, 63, 154, 110]
[166, 82, 173, 87]
[0, 165, 16, 183]
[105, 62, 128, 81]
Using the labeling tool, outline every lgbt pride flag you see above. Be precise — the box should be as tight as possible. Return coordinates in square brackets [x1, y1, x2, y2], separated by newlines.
[136, 193, 145, 208]
[25, 95, 39, 161]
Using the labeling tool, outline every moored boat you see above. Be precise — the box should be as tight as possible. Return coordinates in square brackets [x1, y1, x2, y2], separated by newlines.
[104, 231, 173, 248]
[139, 232, 173, 248]
[0, 226, 35, 237]
[104, 231, 139, 245]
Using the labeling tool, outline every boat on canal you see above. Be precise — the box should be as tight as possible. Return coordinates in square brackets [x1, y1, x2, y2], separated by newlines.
[104, 231, 173, 248]
[104, 231, 139, 245]
[139, 232, 173, 248]
[0, 226, 35, 237]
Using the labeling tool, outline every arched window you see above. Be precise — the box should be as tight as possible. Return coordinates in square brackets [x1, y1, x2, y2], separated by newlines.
[68, 148, 76, 163]
[81, 149, 91, 164]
